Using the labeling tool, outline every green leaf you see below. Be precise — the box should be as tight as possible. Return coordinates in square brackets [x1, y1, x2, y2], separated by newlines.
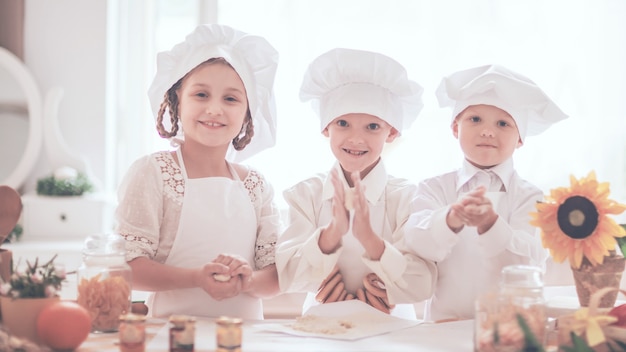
[558, 331, 595, 352]
[515, 313, 545, 352]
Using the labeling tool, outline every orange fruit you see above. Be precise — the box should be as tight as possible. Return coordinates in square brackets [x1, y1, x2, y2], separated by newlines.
[36, 300, 92, 350]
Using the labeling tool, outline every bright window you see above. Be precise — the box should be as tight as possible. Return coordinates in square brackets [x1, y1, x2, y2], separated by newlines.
[113, 0, 626, 212]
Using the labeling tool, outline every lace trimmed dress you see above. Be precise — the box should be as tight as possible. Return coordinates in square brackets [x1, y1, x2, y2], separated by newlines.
[114, 150, 280, 270]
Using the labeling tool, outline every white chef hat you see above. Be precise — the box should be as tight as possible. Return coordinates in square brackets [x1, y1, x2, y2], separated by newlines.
[436, 64, 568, 141]
[300, 48, 423, 134]
[147, 24, 279, 161]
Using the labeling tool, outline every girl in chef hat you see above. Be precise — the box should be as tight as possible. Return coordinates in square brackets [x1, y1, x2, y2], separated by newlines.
[404, 64, 568, 322]
[115, 24, 281, 320]
[276, 48, 437, 319]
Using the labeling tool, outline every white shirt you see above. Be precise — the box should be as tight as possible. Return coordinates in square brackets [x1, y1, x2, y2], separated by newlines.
[115, 151, 280, 270]
[276, 161, 437, 318]
[404, 158, 547, 321]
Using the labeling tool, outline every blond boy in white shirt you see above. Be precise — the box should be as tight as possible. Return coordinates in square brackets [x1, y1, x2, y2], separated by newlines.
[404, 65, 568, 322]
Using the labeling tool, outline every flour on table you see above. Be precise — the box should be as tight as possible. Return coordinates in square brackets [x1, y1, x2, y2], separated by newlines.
[290, 315, 354, 335]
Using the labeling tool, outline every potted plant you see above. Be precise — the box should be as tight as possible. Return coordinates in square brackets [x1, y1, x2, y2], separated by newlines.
[530, 171, 626, 308]
[36, 166, 93, 197]
[0, 255, 66, 343]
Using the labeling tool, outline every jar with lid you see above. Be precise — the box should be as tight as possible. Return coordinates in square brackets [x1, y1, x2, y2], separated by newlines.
[216, 316, 243, 352]
[119, 313, 147, 352]
[77, 233, 132, 333]
[474, 264, 547, 351]
[169, 315, 196, 352]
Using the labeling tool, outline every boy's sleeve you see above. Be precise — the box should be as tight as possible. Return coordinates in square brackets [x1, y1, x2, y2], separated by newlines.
[404, 180, 461, 263]
[275, 180, 341, 293]
[361, 182, 438, 304]
[477, 186, 548, 268]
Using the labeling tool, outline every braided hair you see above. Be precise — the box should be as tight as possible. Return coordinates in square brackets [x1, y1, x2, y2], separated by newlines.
[154, 58, 254, 151]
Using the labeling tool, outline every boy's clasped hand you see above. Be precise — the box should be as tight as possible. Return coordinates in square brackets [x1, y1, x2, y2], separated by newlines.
[448, 186, 498, 235]
[315, 267, 395, 314]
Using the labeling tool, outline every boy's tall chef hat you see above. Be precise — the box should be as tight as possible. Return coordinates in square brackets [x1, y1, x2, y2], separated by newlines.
[436, 64, 568, 141]
[148, 24, 279, 161]
[299, 48, 424, 134]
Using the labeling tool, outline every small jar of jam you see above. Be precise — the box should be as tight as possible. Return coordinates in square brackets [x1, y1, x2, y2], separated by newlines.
[118, 313, 147, 352]
[169, 315, 196, 352]
[216, 316, 243, 352]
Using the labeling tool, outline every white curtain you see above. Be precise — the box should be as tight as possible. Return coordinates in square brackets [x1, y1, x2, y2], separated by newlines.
[114, 0, 626, 212]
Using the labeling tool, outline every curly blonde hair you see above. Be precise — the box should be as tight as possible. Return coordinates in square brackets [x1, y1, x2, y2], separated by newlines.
[155, 57, 254, 151]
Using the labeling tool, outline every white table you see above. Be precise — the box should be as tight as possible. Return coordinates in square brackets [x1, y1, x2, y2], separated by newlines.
[146, 318, 475, 352]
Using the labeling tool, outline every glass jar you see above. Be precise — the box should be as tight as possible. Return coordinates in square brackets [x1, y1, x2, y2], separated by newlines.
[474, 265, 547, 352]
[119, 313, 147, 352]
[169, 315, 196, 352]
[216, 316, 243, 352]
[77, 233, 132, 333]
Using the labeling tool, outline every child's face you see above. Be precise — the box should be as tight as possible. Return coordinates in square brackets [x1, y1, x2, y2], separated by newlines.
[323, 113, 398, 176]
[453, 104, 522, 169]
[177, 61, 248, 150]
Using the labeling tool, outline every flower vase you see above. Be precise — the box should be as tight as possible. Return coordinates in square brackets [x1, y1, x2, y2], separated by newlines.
[0, 295, 60, 343]
[571, 254, 626, 308]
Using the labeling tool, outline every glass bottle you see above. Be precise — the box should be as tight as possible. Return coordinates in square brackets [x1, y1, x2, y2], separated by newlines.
[77, 233, 132, 333]
[475, 265, 547, 352]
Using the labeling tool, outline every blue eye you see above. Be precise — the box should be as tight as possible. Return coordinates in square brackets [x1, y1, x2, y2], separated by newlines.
[497, 120, 510, 127]
[367, 123, 380, 130]
[470, 116, 481, 123]
[195, 92, 208, 98]
[225, 96, 238, 102]
[337, 120, 348, 127]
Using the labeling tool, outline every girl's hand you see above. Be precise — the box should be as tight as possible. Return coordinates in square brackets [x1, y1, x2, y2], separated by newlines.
[195, 262, 242, 300]
[214, 254, 254, 292]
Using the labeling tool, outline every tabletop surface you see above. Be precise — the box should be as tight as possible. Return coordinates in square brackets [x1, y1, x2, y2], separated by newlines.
[78, 318, 475, 352]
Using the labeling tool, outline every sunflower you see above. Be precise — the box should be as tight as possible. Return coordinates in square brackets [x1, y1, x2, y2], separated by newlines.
[530, 171, 626, 269]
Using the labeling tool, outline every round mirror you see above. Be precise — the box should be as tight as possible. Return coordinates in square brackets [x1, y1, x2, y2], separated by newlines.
[0, 47, 42, 190]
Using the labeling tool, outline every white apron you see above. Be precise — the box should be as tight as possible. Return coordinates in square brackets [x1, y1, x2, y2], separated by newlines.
[427, 191, 506, 321]
[302, 195, 417, 320]
[148, 148, 263, 319]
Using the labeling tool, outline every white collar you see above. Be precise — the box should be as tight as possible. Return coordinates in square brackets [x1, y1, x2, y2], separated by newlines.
[456, 158, 514, 192]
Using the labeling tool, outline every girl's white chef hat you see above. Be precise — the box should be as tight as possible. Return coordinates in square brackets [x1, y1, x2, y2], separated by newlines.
[147, 24, 279, 161]
[300, 48, 423, 133]
[436, 64, 568, 141]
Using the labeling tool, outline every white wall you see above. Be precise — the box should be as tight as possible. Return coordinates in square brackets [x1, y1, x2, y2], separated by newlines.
[22, 0, 110, 195]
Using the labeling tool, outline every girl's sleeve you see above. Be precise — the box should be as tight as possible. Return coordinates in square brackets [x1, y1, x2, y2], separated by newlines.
[249, 170, 281, 270]
[115, 155, 163, 262]
[362, 182, 438, 305]
[275, 179, 340, 293]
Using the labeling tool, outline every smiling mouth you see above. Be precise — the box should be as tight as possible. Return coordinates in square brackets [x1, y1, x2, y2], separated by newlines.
[200, 121, 225, 127]
[343, 148, 367, 156]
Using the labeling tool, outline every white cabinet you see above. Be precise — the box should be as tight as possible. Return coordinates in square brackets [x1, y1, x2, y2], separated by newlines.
[21, 193, 115, 240]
